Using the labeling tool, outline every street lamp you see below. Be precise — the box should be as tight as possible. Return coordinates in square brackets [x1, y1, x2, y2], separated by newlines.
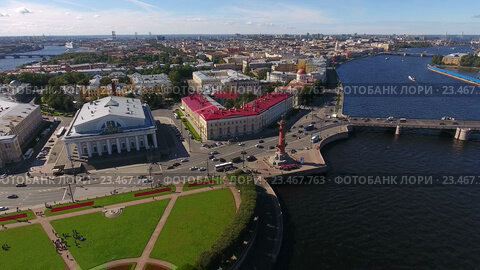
[242, 152, 246, 168]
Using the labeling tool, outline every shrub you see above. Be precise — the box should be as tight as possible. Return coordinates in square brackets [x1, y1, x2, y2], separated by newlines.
[195, 171, 257, 269]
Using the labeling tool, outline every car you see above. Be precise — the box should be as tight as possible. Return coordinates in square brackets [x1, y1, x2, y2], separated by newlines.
[173, 162, 181, 167]
[452, 122, 459, 125]
[216, 142, 223, 146]
[208, 155, 215, 159]
[333, 120, 338, 123]
[255, 144, 264, 148]
[181, 158, 189, 162]
[199, 167, 206, 171]
[439, 122, 446, 125]
[7, 194, 18, 199]
[16, 183, 27, 187]
[52, 168, 64, 176]
[143, 179, 153, 184]
[292, 134, 297, 138]
[292, 126, 296, 129]
[299, 125, 304, 128]
[167, 165, 175, 170]
[202, 143, 209, 148]
[238, 142, 245, 146]
[0, 173, 7, 179]
[219, 158, 226, 162]
[190, 167, 198, 171]
[298, 130, 303, 133]
[241, 151, 247, 155]
[0, 206, 8, 211]
[210, 151, 219, 155]
[211, 157, 219, 162]
[269, 145, 275, 150]
[232, 157, 242, 163]
[290, 149, 297, 154]
[258, 140, 264, 143]
[247, 155, 256, 162]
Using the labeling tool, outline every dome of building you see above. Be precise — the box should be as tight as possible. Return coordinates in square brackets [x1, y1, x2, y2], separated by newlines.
[297, 69, 306, 75]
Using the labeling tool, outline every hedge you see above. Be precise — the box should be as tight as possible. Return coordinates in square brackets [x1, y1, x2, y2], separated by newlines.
[194, 170, 257, 269]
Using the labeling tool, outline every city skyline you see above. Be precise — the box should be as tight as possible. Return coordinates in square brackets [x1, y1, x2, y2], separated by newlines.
[0, 0, 479, 36]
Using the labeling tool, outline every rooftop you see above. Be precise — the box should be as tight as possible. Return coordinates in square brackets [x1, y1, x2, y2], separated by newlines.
[182, 93, 292, 121]
[0, 97, 38, 137]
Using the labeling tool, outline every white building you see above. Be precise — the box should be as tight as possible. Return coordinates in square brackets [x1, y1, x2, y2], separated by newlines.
[129, 73, 172, 90]
[266, 71, 298, 84]
[192, 69, 259, 95]
[64, 96, 158, 159]
[0, 97, 42, 166]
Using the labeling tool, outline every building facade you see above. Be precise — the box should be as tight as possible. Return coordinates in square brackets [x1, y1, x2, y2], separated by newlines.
[182, 93, 293, 141]
[0, 98, 43, 166]
[64, 96, 158, 159]
[192, 69, 260, 95]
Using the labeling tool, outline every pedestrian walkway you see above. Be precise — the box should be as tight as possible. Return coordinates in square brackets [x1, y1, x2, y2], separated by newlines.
[3, 184, 238, 270]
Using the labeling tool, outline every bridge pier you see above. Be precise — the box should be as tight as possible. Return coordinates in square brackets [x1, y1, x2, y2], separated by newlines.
[395, 125, 402, 136]
[455, 128, 471, 141]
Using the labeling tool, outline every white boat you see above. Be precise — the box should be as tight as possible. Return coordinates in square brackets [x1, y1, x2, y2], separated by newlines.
[385, 57, 389, 60]
[408, 76, 416, 82]
[65, 41, 77, 49]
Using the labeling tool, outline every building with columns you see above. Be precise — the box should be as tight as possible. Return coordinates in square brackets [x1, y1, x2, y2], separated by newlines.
[63, 96, 158, 160]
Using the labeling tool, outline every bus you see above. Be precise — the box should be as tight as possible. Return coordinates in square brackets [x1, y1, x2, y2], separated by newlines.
[56, 126, 66, 137]
[215, 162, 234, 172]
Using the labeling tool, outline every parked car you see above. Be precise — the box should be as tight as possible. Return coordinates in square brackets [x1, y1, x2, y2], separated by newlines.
[238, 142, 245, 146]
[16, 183, 27, 187]
[290, 149, 297, 154]
[0, 206, 8, 211]
[190, 167, 198, 171]
[0, 173, 7, 179]
[219, 158, 226, 162]
[241, 151, 247, 155]
[269, 145, 275, 150]
[199, 167, 206, 171]
[7, 194, 18, 199]
[167, 165, 175, 170]
[231, 157, 242, 163]
[173, 162, 181, 167]
[211, 157, 219, 162]
[208, 155, 215, 159]
[258, 139, 264, 143]
[255, 144, 264, 148]
[210, 151, 219, 155]
[247, 155, 256, 162]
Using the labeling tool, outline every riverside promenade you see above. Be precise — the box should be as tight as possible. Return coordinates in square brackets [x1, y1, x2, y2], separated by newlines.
[427, 65, 480, 86]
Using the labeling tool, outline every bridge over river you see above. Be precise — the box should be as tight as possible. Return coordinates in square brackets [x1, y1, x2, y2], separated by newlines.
[348, 117, 480, 140]
[0, 54, 59, 59]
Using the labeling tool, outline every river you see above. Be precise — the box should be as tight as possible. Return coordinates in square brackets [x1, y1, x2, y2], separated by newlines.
[0, 45, 68, 72]
[274, 47, 480, 269]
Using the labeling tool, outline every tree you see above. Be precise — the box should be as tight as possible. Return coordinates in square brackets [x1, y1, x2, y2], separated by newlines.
[100, 77, 112, 86]
[256, 69, 269, 80]
[431, 55, 444, 65]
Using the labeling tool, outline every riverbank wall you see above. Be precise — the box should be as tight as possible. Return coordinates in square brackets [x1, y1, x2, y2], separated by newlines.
[428, 65, 480, 86]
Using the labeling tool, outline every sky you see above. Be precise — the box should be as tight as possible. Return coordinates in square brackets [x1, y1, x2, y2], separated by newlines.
[0, 0, 479, 36]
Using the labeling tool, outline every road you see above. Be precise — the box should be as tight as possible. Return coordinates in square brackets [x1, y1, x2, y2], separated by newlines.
[1, 91, 343, 211]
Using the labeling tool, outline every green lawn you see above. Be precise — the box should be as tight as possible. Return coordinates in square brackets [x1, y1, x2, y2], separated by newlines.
[174, 109, 184, 117]
[45, 186, 175, 216]
[150, 189, 236, 267]
[51, 199, 169, 270]
[0, 224, 65, 270]
[182, 118, 201, 141]
[0, 210, 36, 225]
[182, 178, 224, 192]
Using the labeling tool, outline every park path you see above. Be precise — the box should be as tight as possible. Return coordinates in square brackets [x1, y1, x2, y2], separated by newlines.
[2, 184, 238, 270]
[39, 219, 78, 270]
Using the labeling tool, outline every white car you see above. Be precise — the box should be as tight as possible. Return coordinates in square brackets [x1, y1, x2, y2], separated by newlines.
[238, 143, 245, 146]
[0, 174, 7, 179]
[0, 206, 8, 211]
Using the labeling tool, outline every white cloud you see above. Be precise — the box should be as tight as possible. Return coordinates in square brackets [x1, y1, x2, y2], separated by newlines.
[65, 12, 70, 15]
[0, 13, 9, 17]
[473, 14, 480, 19]
[184, 17, 207, 22]
[94, 14, 101, 18]
[246, 21, 252, 25]
[15, 7, 32, 14]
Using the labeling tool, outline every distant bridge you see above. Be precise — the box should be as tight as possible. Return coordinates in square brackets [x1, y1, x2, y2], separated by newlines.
[0, 54, 59, 59]
[379, 52, 436, 57]
[348, 117, 480, 140]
